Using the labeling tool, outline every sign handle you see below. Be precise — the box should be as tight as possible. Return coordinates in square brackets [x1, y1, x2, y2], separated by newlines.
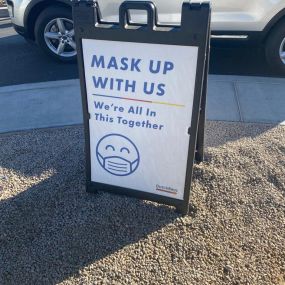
[119, 1, 158, 30]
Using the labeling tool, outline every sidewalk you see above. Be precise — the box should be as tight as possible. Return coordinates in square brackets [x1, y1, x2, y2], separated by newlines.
[0, 75, 284, 133]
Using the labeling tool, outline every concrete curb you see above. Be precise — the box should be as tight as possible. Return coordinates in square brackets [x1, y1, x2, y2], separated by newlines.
[209, 74, 285, 84]
[0, 79, 79, 94]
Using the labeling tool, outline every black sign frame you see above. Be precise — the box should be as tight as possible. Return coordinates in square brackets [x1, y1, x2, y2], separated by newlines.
[73, 0, 211, 215]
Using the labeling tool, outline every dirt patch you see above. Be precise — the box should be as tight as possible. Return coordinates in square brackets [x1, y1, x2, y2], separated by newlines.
[0, 121, 284, 284]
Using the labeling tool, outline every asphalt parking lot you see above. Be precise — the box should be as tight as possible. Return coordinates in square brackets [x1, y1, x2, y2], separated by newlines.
[0, 18, 284, 87]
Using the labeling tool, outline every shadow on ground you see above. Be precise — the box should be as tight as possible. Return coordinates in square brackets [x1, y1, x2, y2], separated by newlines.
[0, 126, 178, 284]
[209, 45, 284, 78]
[0, 19, 78, 87]
[0, 122, 284, 285]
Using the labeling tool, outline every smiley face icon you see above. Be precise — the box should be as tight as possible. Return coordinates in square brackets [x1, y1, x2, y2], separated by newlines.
[96, 134, 140, 176]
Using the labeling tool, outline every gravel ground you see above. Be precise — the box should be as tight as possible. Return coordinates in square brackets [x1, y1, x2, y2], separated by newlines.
[0, 121, 284, 285]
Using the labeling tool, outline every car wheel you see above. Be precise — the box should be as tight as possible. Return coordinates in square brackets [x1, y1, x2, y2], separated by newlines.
[265, 19, 285, 73]
[35, 6, 76, 62]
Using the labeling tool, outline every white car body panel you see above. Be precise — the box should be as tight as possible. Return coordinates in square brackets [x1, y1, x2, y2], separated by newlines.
[8, 0, 285, 32]
[97, 0, 285, 31]
[210, 0, 285, 31]
[8, 0, 31, 26]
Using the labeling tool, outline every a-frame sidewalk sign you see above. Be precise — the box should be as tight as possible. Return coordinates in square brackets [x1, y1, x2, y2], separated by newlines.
[73, 0, 211, 215]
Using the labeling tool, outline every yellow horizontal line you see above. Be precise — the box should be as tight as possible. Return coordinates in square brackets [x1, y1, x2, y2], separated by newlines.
[152, 101, 185, 108]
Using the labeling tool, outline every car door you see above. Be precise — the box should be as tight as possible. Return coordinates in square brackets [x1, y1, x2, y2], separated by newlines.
[97, 0, 282, 32]
[209, 0, 256, 31]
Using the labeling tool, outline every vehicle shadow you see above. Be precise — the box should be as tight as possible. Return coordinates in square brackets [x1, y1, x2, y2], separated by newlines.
[0, 126, 178, 284]
[0, 32, 78, 87]
[210, 45, 285, 78]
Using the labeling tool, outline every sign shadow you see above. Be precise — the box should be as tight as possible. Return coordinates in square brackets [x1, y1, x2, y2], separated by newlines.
[0, 127, 179, 284]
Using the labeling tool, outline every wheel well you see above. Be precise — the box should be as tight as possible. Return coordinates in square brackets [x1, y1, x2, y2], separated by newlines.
[263, 9, 285, 43]
[25, 1, 72, 41]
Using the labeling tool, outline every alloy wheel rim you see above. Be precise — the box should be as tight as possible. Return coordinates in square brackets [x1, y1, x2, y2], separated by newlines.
[44, 18, 76, 57]
[279, 37, 285, 64]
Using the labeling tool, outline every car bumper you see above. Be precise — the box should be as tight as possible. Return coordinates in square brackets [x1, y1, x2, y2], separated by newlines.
[5, 0, 13, 17]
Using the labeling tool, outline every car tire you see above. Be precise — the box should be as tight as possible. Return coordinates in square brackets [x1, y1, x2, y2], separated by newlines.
[265, 19, 285, 73]
[35, 6, 76, 62]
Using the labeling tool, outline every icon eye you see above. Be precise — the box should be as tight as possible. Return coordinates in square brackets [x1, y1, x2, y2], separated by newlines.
[120, 147, 130, 154]
[105, 145, 115, 151]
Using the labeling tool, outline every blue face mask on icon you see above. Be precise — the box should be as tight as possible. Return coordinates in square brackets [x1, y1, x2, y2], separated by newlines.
[98, 154, 138, 176]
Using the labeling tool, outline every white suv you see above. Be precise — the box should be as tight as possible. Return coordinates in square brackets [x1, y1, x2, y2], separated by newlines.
[6, 0, 285, 72]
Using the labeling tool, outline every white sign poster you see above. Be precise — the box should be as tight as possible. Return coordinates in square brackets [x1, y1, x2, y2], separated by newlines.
[82, 39, 198, 200]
